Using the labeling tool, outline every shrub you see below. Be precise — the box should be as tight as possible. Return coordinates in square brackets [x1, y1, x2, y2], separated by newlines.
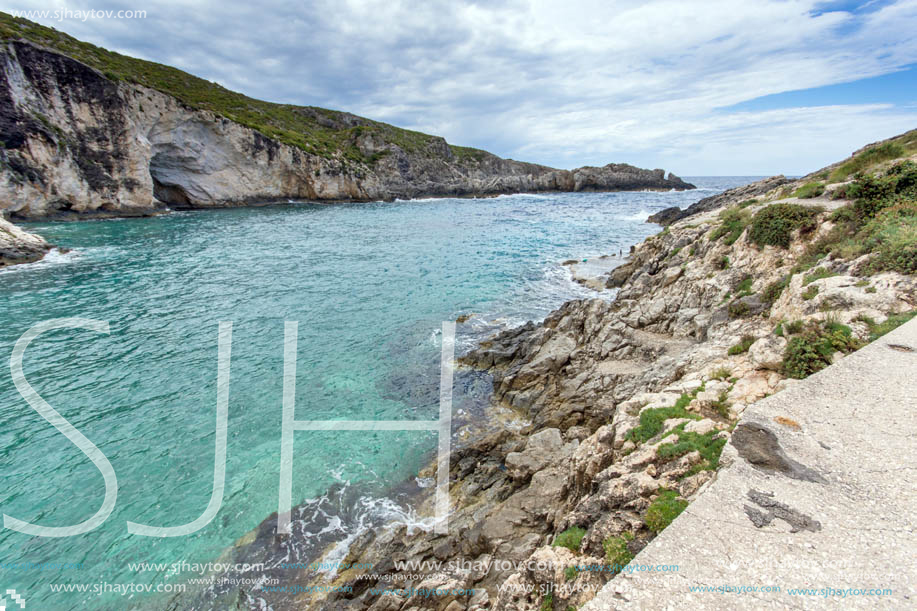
[858, 310, 917, 342]
[541, 593, 553, 611]
[785, 320, 804, 334]
[830, 184, 850, 200]
[728, 335, 756, 355]
[861, 201, 917, 275]
[710, 366, 732, 381]
[829, 205, 855, 225]
[728, 299, 751, 318]
[645, 489, 688, 533]
[799, 161, 917, 274]
[783, 336, 826, 379]
[625, 396, 702, 444]
[735, 275, 754, 297]
[711, 390, 731, 418]
[603, 532, 634, 571]
[657, 425, 728, 469]
[717, 255, 730, 270]
[710, 208, 750, 245]
[829, 141, 907, 182]
[803, 268, 838, 285]
[552, 527, 587, 552]
[748, 204, 821, 249]
[802, 285, 819, 300]
[782, 321, 861, 379]
[762, 275, 790, 304]
[795, 182, 825, 199]
[564, 566, 577, 581]
[849, 175, 898, 220]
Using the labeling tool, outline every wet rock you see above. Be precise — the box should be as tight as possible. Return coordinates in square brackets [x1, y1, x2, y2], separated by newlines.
[0, 216, 51, 267]
[646, 206, 685, 225]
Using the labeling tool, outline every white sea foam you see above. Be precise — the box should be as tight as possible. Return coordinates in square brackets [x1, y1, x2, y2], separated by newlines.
[0, 248, 80, 274]
[314, 495, 442, 579]
[618, 209, 654, 221]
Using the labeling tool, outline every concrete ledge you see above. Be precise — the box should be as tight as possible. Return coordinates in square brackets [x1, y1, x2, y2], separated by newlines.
[585, 318, 917, 610]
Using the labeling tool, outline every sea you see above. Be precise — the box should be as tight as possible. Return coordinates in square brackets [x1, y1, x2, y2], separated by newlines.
[0, 177, 760, 608]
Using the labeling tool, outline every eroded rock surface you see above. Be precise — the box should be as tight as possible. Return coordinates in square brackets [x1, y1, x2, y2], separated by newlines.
[0, 214, 50, 266]
[0, 41, 693, 220]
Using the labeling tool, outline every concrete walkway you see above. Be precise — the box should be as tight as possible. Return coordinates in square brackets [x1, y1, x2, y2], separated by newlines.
[585, 318, 917, 610]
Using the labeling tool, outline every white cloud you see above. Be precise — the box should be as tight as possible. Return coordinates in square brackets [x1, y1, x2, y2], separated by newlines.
[7, 0, 917, 173]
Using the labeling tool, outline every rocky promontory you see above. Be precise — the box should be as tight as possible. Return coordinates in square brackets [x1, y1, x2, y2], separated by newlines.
[0, 14, 692, 225]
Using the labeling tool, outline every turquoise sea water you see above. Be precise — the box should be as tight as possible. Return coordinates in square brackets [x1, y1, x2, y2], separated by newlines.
[0, 178, 756, 608]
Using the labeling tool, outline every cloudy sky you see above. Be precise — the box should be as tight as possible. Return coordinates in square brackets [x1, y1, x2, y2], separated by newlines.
[7, 0, 917, 175]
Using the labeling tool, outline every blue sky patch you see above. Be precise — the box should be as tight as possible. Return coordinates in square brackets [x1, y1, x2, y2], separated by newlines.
[722, 65, 917, 112]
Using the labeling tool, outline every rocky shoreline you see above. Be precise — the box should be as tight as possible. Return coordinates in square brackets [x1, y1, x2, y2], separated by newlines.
[165, 138, 917, 610]
[0, 214, 50, 267]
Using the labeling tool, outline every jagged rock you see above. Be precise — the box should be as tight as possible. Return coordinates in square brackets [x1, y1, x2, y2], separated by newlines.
[684, 419, 717, 435]
[749, 335, 787, 370]
[647, 206, 684, 225]
[0, 216, 51, 266]
[505, 428, 570, 480]
[606, 260, 637, 288]
[649, 174, 790, 225]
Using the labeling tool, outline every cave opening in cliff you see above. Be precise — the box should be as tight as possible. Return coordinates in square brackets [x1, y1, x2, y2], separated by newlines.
[149, 151, 194, 207]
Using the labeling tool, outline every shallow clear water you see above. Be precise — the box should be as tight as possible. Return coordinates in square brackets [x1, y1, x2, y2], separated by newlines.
[0, 178, 757, 608]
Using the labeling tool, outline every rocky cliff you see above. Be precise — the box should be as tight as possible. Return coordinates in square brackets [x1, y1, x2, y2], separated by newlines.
[0, 14, 693, 266]
[0, 17, 692, 226]
[168, 143, 917, 611]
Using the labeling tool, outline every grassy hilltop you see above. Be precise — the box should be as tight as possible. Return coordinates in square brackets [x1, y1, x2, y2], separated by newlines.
[0, 11, 488, 165]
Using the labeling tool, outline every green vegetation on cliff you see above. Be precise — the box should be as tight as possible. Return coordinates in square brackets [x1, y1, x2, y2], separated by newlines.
[644, 489, 687, 533]
[0, 12, 489, 163]
[552, 526, 587, 552]
[806, 161, 917, 275]
[781, 320, 861, 379]
[828, 131, 917, 182]
[748, 203, 820, 248]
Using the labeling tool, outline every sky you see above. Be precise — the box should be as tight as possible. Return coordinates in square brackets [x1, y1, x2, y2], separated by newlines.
[6, 0, 917, 175]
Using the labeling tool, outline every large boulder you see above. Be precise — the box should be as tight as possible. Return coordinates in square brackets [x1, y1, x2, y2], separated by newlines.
[505, 428, 570, 480]
[647, 206, 685, 225]
[0, 217, 51, 267]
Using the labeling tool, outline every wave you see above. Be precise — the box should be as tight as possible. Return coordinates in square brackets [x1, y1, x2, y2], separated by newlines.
[259, 475, 440, 581]
[319, 496, 441, 578]
[617, 209, 655, 222]
[0, 248, 80, 274]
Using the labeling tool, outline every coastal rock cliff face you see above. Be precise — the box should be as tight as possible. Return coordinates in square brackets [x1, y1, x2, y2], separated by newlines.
[173, 167, 917, 611]
[0, 40, 693, 223]
[0, 214, 49, 266]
